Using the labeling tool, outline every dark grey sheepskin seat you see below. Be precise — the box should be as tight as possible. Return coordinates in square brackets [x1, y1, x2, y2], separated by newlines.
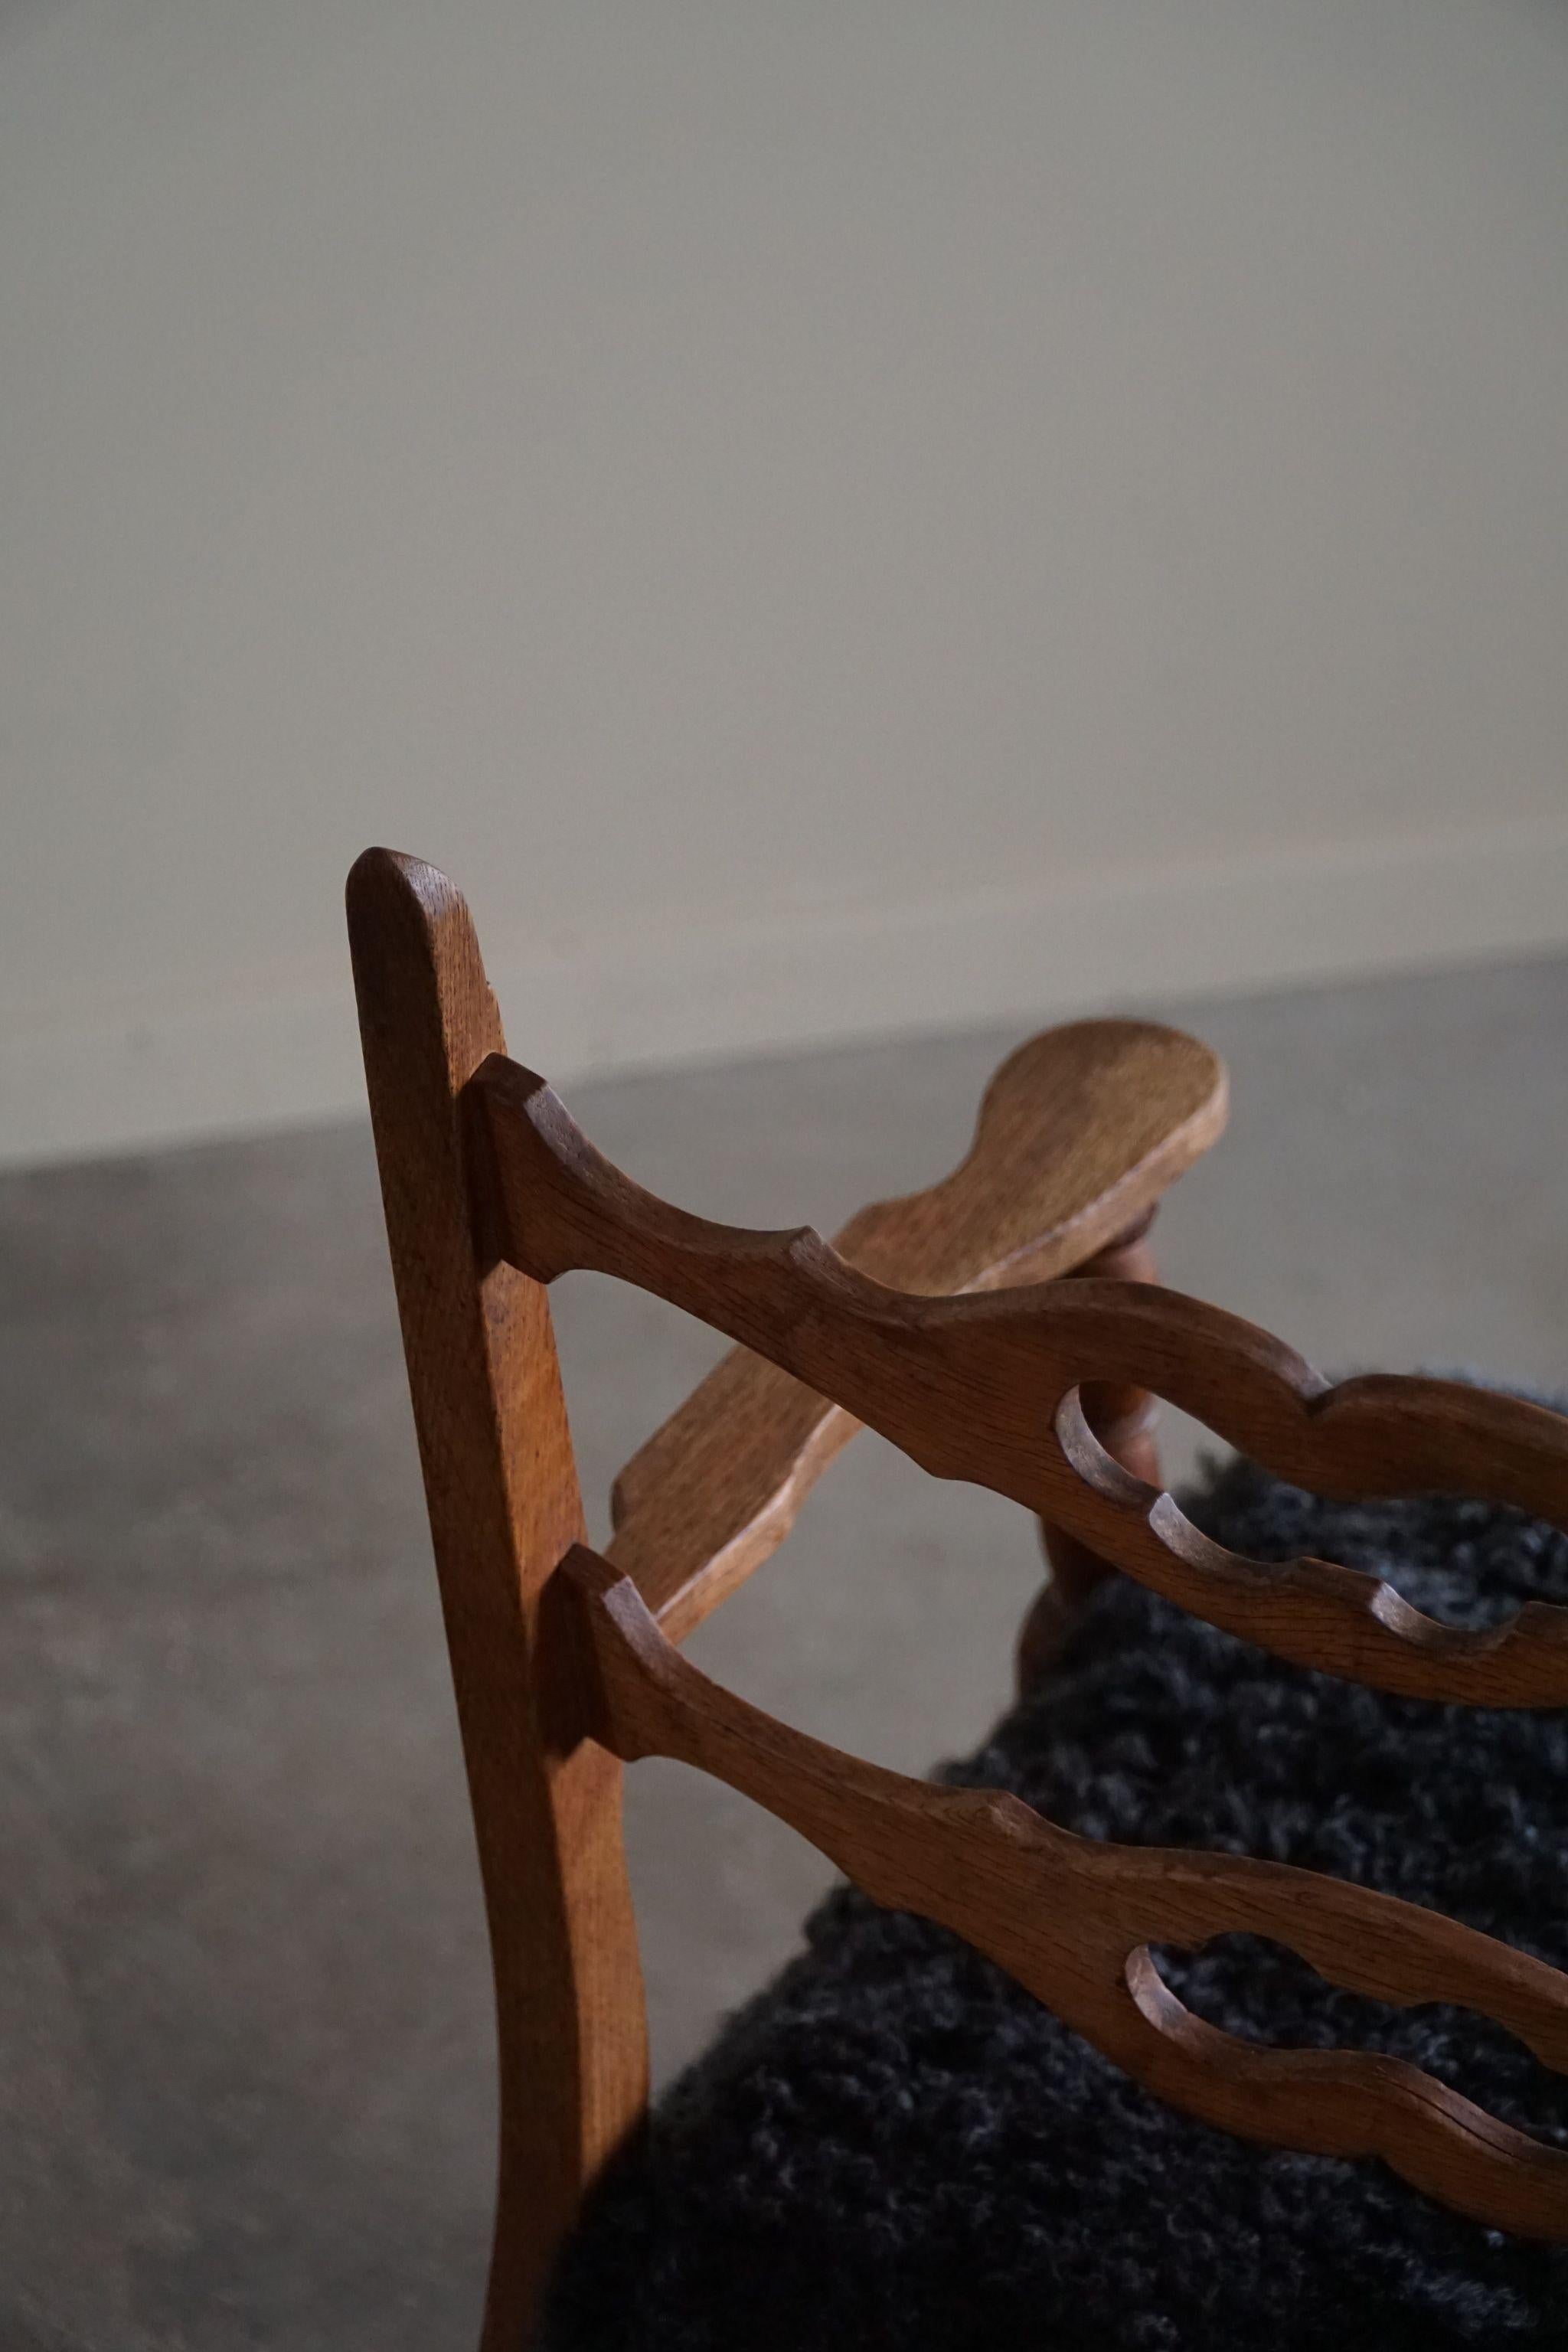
[544, 1435, 1568, 2351]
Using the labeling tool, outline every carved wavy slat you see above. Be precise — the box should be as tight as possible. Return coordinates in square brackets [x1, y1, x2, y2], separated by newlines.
[474, 1058, 1568, 1707]
[563, 1547, 1568, 2238]
[607, 1021, 1226, 1642]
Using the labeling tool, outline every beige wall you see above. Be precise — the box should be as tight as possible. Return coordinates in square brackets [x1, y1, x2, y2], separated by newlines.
[5, 0, 1567, 1165]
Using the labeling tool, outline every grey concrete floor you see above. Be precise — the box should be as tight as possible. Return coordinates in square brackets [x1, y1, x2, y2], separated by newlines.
[2, 952, 1567, 2350]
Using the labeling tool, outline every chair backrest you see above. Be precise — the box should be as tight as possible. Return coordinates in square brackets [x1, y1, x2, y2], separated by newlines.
[348, 847, 1568, 2352]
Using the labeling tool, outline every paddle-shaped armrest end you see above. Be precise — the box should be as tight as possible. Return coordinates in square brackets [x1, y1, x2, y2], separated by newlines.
[599, 1020, 1226, 1638]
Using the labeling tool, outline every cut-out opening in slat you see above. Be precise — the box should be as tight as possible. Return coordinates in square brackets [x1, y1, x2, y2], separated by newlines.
[1140, 1932, 1568, 2148]
[1055, 1386, 1568, 1636]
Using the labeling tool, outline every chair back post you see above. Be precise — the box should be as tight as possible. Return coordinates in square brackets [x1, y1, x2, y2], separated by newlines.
[347, 848, 647, 2352]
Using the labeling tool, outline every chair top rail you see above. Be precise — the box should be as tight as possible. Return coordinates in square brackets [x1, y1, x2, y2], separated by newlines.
[473, 1055, 1568, 1707]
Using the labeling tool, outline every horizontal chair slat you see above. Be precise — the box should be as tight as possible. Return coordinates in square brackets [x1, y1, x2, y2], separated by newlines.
[562, 1545, 1568, 2243]
[473, 1054, 1568, 1707]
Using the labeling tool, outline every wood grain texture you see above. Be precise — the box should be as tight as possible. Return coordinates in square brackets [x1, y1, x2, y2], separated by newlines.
[347, 852, 647, 2352]
[605, 1021, 1227, 1641]
[475, 1056, 1568, 1706]
[563, 1545, 1568, 2239]
[1024, 1213, 1165, 1685]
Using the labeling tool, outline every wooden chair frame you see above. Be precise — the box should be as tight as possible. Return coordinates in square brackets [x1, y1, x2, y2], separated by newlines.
[348, 848, 1568, 2350]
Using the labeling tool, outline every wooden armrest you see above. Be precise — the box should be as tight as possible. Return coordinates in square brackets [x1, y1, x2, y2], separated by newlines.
[602, 1020, 1226, 1641]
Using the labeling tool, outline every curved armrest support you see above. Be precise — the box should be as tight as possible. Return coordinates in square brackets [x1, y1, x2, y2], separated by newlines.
[593, 1021, 1226, 1638]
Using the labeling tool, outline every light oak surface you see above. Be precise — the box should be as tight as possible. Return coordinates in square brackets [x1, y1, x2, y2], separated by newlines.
[607, 1021, 1225, 1640]
[348, 852, 647, 2352]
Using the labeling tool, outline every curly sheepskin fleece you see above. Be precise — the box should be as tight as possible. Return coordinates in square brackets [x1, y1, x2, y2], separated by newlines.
[544, 1444, 1568, 2351]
